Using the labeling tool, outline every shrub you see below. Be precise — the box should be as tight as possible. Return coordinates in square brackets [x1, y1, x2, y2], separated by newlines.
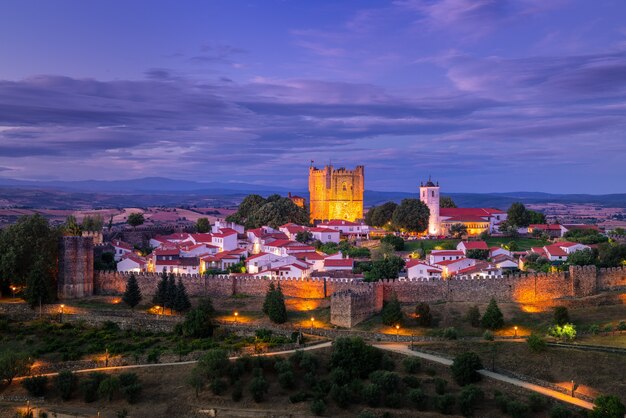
[119, 373, 142, 403]
[210, 378, 227, 395]
[330, 367, 350, 385]
[310, 398, 326, 416]
[527, 393, 547, 412]
[506, 400, 530, 418]
[466, 305, 481, 327]
[289, 391, 309, 403]
[548, 323, 577, 341]
[409, 388, 428, 410]
[550, 405, 573, 418]
[21, 375, 48, 397]
[402, 375, 421, 388]
[553, 306, 570, 326]
[434, 394, 456, 414]
[363, 383, 382, 407]
[451, 352, 483, 386]
[589, 395, 626, 418]
[617, 321, 626, 331]
[434, 377, 447, 394]
[146, 348, 161, 364]
[98, 376, 120, 401]
[381, 234, 405, 251]
[249, 374, 269, 402]
[55, 370, 76, 400]
[402, 357, 421, 374]
[442, 327, 458, 340]
[331, 337, 383, 379]
[384, 392, 404, 408]
[330, 384, 351, 408]
[231, 380, 243, 402]
[199, 349, 230, 377]
[80, 372, 107, 403]
[188, 367, 205, 398]
[589, 324, 600, 335]
[483, 330, 494, 341]
[380, 353, 395, 371]
[526, 334, 547, 352]
[278, 371, 295, 390]
[415, 302, 433, 327]
[369, 371, 401, 393]
[459, 385, 484, 416]
[481, 298, 504, 330]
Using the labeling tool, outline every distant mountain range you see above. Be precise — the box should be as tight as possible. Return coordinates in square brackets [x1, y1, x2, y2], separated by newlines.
[0, 177, 625, 209]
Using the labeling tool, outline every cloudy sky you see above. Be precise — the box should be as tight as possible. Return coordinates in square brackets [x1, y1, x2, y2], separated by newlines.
[1, 0, 625, 193]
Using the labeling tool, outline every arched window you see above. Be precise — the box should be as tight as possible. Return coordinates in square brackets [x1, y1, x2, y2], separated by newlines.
[342, 182, 347, 191]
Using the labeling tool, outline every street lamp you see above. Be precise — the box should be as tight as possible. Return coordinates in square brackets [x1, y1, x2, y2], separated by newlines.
[234, 311, 239, 324]
[310, 317, 315, 334]
[10, 285, 16, 298]
[105, 348, 109, 367]
[395, 324, 400, 341]
[60, 304, 65, 323]
[514, 326, 518, 338]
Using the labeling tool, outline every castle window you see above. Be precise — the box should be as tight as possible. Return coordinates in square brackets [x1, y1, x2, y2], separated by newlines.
[342, 182, 347, 191]
[431, 191, 435, 197]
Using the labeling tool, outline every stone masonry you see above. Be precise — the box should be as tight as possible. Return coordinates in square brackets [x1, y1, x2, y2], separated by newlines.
[58, 236, 94, 299]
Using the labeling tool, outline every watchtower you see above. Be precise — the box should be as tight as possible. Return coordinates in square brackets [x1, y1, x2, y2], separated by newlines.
[58, 236, 94, 299]
[420, 177, 440, 235]
[308, 165, 364, 223]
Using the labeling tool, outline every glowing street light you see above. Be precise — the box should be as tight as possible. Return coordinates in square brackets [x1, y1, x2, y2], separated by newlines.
[105, 348, 109, 367]
[310, 317, 315, 333]
[514, 326, 518, 338]
[234, 311, 239, 324]
[10, 285, 16, 298]
[395, 324, 400, 341]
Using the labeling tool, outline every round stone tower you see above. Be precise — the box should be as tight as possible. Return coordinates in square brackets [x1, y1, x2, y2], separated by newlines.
[419, 177, 440, 236]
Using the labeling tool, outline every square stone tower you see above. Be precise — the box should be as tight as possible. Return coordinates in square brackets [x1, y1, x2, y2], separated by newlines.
[58, 236, 94, 299]
[309, 165, 364, 223]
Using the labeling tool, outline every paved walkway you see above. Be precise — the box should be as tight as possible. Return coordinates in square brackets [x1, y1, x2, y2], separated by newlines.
[12, 341, 333, 382]
[374, 343, 595, 411]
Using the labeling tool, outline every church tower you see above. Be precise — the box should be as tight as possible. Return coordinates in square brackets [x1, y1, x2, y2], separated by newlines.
[420, 177, 440, 235]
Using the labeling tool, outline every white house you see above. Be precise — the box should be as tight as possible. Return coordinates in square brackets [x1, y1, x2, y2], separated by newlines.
[211, 228, 238, 252]
[530, 242, 591, 262]
[214, 219, 245, 234]
[245, 252, 297, 274]
[180, 243, 218, 257]
[291, 251, 327, 271]
[111, 240, 134, 261]
[117, 253, 147, 273]
[428, 250, 464, 265]
[323, 258, 354, 271]
[435, 258, 476, 277]
[456, 261, 502, 278]
[489, 247, 512, 258]
[492, 254, 519, 270]
[405, 259, 442, 279]
[456, 241, 489, 255]
[279, 223, 307, 240]
[317, 220, 370, 239]
[309, 227, 341, 243]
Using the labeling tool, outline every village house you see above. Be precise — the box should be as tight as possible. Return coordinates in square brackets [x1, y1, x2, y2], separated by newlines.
[405, 259, 443, 280]
[117, 253, 147, 273]
[111, 240, 134, 261]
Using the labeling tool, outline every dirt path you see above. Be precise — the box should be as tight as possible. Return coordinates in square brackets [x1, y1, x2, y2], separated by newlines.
[374, 343, 596, 411]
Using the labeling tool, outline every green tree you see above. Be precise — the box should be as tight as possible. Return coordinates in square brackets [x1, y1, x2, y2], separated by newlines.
[450, 223, 468, 238]
[296, 231, 313, 243]
[180, 298, 215, 338]
[451, 352, 483, 386]
[249, 372, 269, 402]
[553, 306, 569, 326]
[381, 292, 403, 326]
[122, 273, 142, 310]
[226, 194, 266, 225]
[0, 352, 31, 385]
[466, 305, 481, 327]
[481, 298, 504, 330]
[63, 215, 82, 236]
[440, 196, 457, 208]
[166, 273, 177, 313]
[415, 302, 433, 327]
[567, 248, 596, 266]
[264, 283, 287, 324]
[55, 370, 77, 400]
[152, 269, 168, 310]
[380, 234, 404, 251]
[466, 249, 489, 260]
[391, 198, 430, 233]
[127, 212, 145, 228]
[0, 214, 59, 302]
[21, 375, 48, 397]
[528, 210, 546, 224]
[526, 334, 547, 352]
[98, 376, 120, 401]
[331, 337, 383, 379]
[24, 255, 56, 311]
[81, 214, 104, 232]
[590, 395, 626, 418]
[459, 384, 484, 416]
[507, 202, 531, 227]
[174, 278, 192, 312]
[198, 349, 230, 378]
[563, 229, 608, 244]
[196, 217, 211, 233]
[596, 242, 626, 267]
[228, 194, 308, 229]
[548, 323, 577, 341]
[365, 202, 398, 228]
[364, 256, 404, 281]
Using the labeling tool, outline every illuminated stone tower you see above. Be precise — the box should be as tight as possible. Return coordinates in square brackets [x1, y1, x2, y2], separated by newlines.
[309, 165, 364, 223]
[419, 177, 440, 235]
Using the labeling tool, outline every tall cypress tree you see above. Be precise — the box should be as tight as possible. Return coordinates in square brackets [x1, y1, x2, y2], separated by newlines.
[262, 282, 276, 315]
[481, 298, 504, 330]
[174, 278, 191, 312]
[166, 273, 177, 313]
[122, 273, 142, 310]
[152, 269, 168, 311]
[267, 283, 287, 324]
[24, 256, 54, 314]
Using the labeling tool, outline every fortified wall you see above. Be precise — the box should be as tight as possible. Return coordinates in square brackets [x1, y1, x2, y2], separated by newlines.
[92, 266, 626, 327]
[58, 236, 94, 299]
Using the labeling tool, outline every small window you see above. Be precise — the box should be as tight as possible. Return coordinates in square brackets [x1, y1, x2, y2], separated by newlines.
[431, 191, 434, 197]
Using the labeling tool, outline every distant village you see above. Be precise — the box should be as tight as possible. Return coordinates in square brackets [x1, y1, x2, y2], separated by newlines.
[99, 165, 618, 282]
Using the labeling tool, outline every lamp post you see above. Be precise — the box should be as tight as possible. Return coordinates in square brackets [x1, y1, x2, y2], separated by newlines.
[395, 324, 400, 341]
[234, 311, 239, 324]
[514, 326, 518, 338]
[105, 348, 109, 368]
[10, 285, 16, 298]
[310, 317, 315, 334]
[60, 304, 65, 323]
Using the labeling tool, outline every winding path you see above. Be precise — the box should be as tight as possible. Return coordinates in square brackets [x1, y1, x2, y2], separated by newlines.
[374, 343, 595, 411]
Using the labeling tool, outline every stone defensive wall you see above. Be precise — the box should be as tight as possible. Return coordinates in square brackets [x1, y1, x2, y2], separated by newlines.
[94, 265, 626, 304]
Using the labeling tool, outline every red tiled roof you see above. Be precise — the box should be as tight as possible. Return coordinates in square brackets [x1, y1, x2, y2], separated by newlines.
[291, 252, 326, 260]
[112, 240, 133, 251]
[545, 245, 567, 257]
[121, 253, 146, 265]
[430, 250, 464, 256]
[319, 220, 361, 226]
[264, 239, 292, 248]
[155, 260, 180, 266]
[154, 248, 179, 256]
[212, 228, 237, 237]
[406, 259, 429, 269]
[191, 233, 213, 243]
[440, 208, 504, 218]
[460, 241, 489, 250]
[324, 258, 354, 267]
[310, 227, 339, 233]
[436, 258, 468, 266]
[246, 252, 270, 261]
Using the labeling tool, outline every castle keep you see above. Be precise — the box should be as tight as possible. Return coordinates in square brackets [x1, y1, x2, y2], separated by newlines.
[308, 165, 364, 223]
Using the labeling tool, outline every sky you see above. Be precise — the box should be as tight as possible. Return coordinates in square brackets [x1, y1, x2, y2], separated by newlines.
[1, 0, 625, 194]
